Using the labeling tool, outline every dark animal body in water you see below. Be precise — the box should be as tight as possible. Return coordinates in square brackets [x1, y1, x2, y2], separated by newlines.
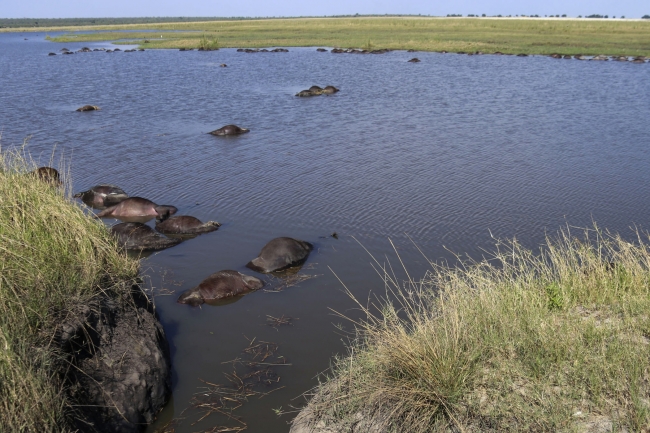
[208, 125, 250, 136]
[246, 237, 313, 273]
[155, 216, 221, 235]
[76, 105, 100, 112]
[316, 48, 327, 52]
[111, 222, 182, 251]
[177, 270, 264, 306]
[30, 167, 62, 186]
[74, 184, 129, 209]
[296, 85, 339, 97]
[96, 197, 177, 221]
[48, 52, 56, 56]
[219, 63, 227, 67]
[408, 58, 421, 62]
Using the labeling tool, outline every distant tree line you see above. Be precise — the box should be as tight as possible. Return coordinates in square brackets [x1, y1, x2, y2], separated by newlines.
[1, 14, 648, 28]
[445, 14, 641, 18]
[0, 17, 249, 28]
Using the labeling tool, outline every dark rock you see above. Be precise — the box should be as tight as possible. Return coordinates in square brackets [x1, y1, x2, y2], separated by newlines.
[60, 286, 171, 433]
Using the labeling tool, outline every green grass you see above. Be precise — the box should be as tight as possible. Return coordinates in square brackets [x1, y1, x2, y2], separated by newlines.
[0, 146, 139, 431]
[19, 17, 650, 56]
[303, 228, 650, 432]
[197, 33, 220, 51]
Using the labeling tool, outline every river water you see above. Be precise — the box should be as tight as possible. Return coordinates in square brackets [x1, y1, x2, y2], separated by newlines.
[1, 32, 649, 432]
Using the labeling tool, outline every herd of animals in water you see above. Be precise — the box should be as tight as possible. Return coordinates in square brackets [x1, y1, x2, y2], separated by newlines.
[33, 42, 649, 306]
[46, 45, 650, 63]
[30, 114, 315, 307]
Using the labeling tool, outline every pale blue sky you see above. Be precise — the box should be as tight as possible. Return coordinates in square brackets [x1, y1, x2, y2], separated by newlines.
[2, 0, 648, 19]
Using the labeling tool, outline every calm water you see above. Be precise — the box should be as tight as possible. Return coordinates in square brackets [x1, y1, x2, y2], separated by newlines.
[1, 32, 650, 432]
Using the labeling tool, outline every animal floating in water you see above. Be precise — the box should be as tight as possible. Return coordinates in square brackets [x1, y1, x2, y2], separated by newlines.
[246, 237, 313, 274]
[155, 216, 220, 235]
[208, 124, 250, 136]
[74, 184, 128, 209]
[295, 85, 339, 97]
[177, 270, 264, 306]
[76, 105, 100, 112]
[111, 222, 182, 251]
[96, 197, 177, 222]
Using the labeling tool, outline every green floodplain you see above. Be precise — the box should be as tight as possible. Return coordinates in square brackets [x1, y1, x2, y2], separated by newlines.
[4, 16, 650, 56]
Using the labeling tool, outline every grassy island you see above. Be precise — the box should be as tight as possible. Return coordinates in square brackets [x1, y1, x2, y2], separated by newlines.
[296, 229, 650, 432]
[10, 17, 650, 56]
[0, 150, 138, 431]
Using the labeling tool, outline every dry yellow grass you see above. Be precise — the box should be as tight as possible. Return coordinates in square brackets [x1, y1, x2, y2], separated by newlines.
[300, 228, 650, 431]
[0, 146, 139, 431]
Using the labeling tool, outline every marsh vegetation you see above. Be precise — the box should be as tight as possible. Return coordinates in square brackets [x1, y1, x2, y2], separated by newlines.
[294, 229, 650, 431]
[0, 148, 139, 431]
[27, 17, 650, 56]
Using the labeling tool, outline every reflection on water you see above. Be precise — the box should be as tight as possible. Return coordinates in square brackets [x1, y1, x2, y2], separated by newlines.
[1, 32, 650, 432]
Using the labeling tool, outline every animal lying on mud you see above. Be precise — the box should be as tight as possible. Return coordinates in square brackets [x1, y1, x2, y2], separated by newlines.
[177, 270, 264, 306]
[74, 184, 128, 209]
[111, 222, 182, 251]
[209, 124, 250, 136]
[96, 197, 177, 221]
[155, 216, 221, 235]
[247, 237, 313, 273]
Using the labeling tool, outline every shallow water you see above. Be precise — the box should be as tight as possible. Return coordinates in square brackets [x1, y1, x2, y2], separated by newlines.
[1, 32, 650, 432]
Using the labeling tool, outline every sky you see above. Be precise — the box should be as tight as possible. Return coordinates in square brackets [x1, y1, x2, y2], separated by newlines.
[2, 0, 648, 19]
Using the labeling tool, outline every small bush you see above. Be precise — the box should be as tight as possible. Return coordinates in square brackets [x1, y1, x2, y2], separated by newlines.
[197, 33, 219, 50]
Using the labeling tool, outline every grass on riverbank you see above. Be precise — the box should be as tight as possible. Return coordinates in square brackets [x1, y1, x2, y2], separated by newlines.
[33, 17, 650, 56]
[0, 148, 139, 431]
[304, 228, 650, 432]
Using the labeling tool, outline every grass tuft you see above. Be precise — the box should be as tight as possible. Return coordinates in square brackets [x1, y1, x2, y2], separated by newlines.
[304, 227, 650, 432]
[197, 33, 220, 50]
[0, 145, 139, 432]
